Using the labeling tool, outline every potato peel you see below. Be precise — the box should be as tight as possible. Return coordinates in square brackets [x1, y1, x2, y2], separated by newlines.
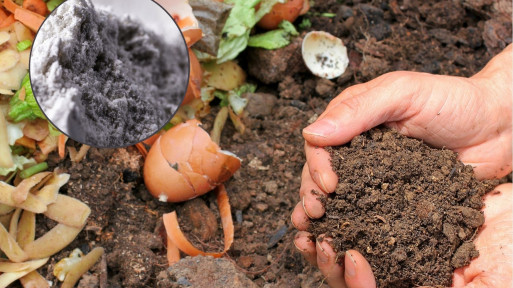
[23, 224, 84, 259]
[44, 194, 91, 228]
[0, 171, 92, 286]
[19, 271, 49, 288]
[61, 247, 104, 288]
[0, 258, 48, 287]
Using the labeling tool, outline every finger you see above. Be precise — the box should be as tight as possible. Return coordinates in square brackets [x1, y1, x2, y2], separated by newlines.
[316, 236, 347, 288]
[320, 74, 392, 118]
[303, 71, 419, 147]
[305, 142, 338, 193]
[300, 162, 328, 218]
[294, 231, 317, 265]
[291, 201, 310, 231]
[344, 250, 377, 288]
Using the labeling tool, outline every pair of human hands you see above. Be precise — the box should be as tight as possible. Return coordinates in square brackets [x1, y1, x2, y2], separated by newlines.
[292, 44, 513, 287]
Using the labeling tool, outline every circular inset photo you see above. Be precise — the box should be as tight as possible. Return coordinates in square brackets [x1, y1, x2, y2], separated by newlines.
[29, 0, 189, 148]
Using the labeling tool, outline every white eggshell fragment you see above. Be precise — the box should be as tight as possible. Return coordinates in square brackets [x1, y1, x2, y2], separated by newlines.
[302, 31, 349, 79]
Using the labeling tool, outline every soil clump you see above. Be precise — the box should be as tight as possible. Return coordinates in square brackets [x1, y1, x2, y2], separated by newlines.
[309, 127, 498, 287]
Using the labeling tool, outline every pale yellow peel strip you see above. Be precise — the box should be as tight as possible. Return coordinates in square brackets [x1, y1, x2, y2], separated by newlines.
[8, 207, 22, 238]
[0, 212, 12, 228]
[0, 261, 30, 272]
[16, 210, 35, 249]
[0, 258, 48, 287]
[20, 270, 49, 288]
[12, 172, 52, 204]
[33, 173, 70, 206]
[0, 182, 47, 213]
[0, 203, 14, 215]
[61, 247, 104, 288]
[72, 145, 90, 163]
[0, 220, 28, 262]
[0, 109, 13, 168]
[44, 194, 91, 228]
[23, 224, 83, 259]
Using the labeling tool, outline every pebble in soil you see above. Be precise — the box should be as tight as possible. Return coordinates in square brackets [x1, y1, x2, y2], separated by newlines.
[309, 127, 498, 288]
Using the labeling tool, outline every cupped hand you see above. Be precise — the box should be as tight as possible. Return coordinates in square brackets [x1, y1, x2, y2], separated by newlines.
[295, 44, 512, 225]
[292, 44, 512, 287]
[293, 183, 512, 288]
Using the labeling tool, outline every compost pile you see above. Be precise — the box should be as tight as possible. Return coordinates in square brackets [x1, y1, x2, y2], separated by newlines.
[309, 127, 498, 287]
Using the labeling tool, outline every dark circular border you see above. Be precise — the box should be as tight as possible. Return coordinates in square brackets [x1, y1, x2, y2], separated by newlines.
[29, 0, 191, 148]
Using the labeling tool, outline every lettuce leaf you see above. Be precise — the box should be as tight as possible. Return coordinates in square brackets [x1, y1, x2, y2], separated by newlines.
[8, 74, 46, 123]
[0, 155, 36, 176]
[217, 0, 281, 63]
[247, 21, 299, 49]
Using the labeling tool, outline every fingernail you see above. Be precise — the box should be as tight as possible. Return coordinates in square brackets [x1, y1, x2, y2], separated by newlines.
[302, 197, 313, 218]
[313, 171, 329, 193]
[290, 214, 299, 230]
[316, 241, 329, 263]
[303, 119, 337, 138]
[293, 238, 303, 251]
[345, 251, 356, 277]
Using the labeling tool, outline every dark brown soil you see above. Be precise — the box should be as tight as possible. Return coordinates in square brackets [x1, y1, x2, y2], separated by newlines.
[309, 128, 498, 288]
[14, 0, 511, 287]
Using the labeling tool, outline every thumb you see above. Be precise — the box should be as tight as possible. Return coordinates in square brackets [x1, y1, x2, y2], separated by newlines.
[303, 72, 422, 147]
[344, 250, 377, 288]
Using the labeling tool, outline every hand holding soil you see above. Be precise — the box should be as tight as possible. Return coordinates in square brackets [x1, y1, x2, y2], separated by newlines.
[292, 44, 512, 287]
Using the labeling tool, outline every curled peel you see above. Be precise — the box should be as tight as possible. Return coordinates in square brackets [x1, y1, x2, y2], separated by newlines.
[163, 184, 234, 265]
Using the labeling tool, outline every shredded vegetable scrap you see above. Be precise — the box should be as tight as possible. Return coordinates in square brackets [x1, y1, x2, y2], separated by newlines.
[46, 0, 65, 12]
[0, 172, 92, 287]
[9, 74, 45, 122]
[16, 39, 32, 51]
[19, 162, 47, 179]
[60, 247, 104, 288]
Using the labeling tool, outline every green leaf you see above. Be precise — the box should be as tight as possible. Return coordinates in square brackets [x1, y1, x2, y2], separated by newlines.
[234, 83, 257, 96]
[298, 18, 312, 29]
[48, 123, 62, 136]
[278, 20, 298, 36]
[214, 90, 229, 107]
[162, 122, 174, 131]
[247, 21, 298, 50]
[8, 74, 46, 122]
[321, 12, 336, 18]
[46, 0, 65, 12]
[16, 40, 32, 51]
[217, 0, 281, 63]
[248, 29, 290, 49]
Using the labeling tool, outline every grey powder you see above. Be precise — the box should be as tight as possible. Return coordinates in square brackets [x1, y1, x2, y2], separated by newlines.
[30, 0, 188, 147]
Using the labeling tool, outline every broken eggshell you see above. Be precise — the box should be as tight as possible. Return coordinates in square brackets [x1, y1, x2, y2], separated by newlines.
[302, 31, 349, 79]
[143, 119, 241, 202]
